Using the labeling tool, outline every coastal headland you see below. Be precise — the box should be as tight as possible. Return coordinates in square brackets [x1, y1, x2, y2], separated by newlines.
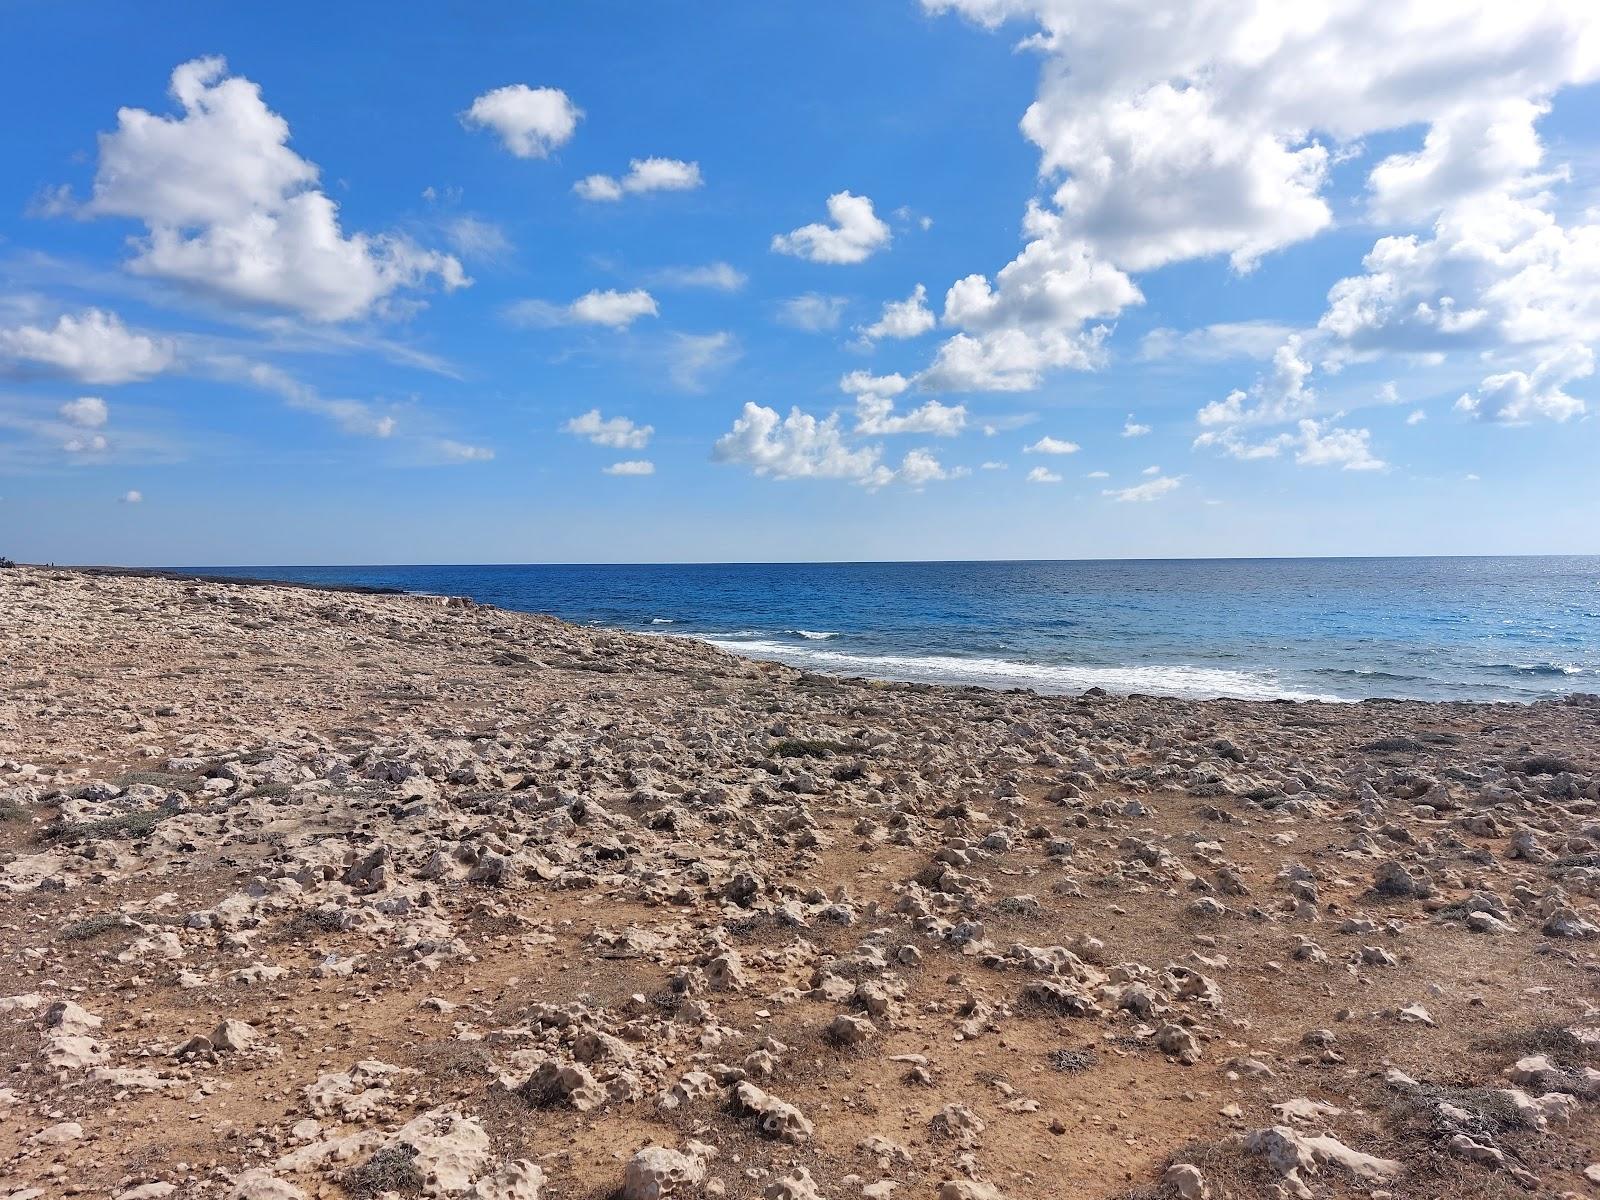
[2, 565, 1597, 1199]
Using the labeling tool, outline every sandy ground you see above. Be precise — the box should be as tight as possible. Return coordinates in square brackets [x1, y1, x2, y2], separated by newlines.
[1, 564, 1598, 1200]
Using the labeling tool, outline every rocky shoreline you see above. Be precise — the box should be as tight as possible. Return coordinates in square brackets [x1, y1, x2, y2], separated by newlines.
[2, 565, 1598, 1200]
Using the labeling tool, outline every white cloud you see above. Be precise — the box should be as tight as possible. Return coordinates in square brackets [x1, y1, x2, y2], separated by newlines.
[1455, 344, 1592, 423]
[120, 489, 143, 503]
[842, 370, 965, 436]
[1406, 408, 1427, 425]
[919, 209, 1139, 392]
[981, 460, 1007, 470]
[918, 324, 1111, 392]
[859, 284, 936, 340]
[1024, 435, 1079, 455]
[64, 433, 109, 455]
[463, 84, 581, 159]
[571, 289, 658, 328]
[1194, 419, 1385, 470]
[1026, 466, 1062, 483]
[1122, 416, 1151, 437]
[1196, 337, 1316, 427]
[437, 439, 494, 462]
[1293, 419, 1386, 470]
[897, 448, 968, 486]
[1140, 464, 1160, 476]
[650, 262, 746, 292]
[711, 403, 964, 489]
[59, 396, 108, 428]
[1104, 474, 1181, 502]
[84, 58, 466, 321]
[771, 191, 891, 264]
[1084, 470, 1109, 478]
[916, 1, 1600, 405]
[840, 370, 910, 398]
[777, 294, 847, 332]
[855, 396, 967, 437]
[563, 408, 653, 450]
[0, 309, 176, 384]
[507, 288, 659, 330]
[713, 402, 893, 487]
[602, 459, 655, 476]
[575, 157, 702, 201]
[668, 331, 738, 391]
[1366, 99, 1548, 225]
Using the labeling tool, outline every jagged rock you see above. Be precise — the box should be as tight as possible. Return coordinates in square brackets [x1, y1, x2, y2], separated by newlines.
[730, 1082, 814, 1143]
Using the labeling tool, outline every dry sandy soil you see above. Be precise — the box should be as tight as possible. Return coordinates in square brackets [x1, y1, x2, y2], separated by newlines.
[1, 565, 1598, 1200]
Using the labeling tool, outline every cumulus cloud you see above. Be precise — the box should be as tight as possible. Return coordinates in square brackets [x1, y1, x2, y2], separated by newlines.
[575, 157, 702, 201]
[462, 84, 581, 158]
[897, 448, 969, 486]
[1024, 435, 1079, 455]
[59, 396, 109, 429]
[711, 402, 964, 489]
[650, 262, 746, 292]
[859, 284, 936, 341]
[777, 294, 847, 332]
[507, 289, 659, 330]
[713, 402, 892, 486]
[915, 0, 1600, 409]
[1194, 419, 1385, 470]
[771, 192, 891, 264]
[1455, 344, 1593, 423]
[1196, 338, 1316, 427]
[842, 371, 965, 436]
[602, 459, 655, 476]
[1121, 416, 1151, 437]
[563, 408, 653, 449]
[1026, 466, 1062, 483]
[120, 490, 143, 503]
[1103, 474, 1181, 502]
[81, 58, 466, 321]
[0, 309, 176, 384]
[919, 211, 1137, 391]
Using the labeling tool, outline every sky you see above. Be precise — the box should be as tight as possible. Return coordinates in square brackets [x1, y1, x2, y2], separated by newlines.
[2, 0, 1599, 565]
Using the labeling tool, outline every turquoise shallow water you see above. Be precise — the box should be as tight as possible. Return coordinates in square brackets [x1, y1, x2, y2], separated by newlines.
[189, 557, 1600, 703]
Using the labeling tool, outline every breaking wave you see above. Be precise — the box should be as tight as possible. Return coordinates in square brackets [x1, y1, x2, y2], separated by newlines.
[703, 637, 1339, 702]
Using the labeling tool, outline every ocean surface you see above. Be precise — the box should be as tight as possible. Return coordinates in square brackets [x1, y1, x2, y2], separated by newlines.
[187, 557, 1600, 704]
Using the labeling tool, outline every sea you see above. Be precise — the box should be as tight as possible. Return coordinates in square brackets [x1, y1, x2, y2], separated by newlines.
[188, 557, 1600, 704]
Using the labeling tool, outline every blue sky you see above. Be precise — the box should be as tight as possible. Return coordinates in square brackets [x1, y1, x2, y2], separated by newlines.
[2, 0, 1598, 564]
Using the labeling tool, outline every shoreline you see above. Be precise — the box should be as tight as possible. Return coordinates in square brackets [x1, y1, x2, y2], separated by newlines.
[3, 565, 1599, 1199]
[25, 561, 1593, 707]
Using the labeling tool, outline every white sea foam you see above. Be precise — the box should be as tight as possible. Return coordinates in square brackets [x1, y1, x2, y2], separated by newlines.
[650, 618, 676, 624]
[703, 637, 1341, 702]
[785, 629, 839, 640]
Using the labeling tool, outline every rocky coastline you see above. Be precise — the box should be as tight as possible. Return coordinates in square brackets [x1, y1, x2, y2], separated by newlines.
[2, 565, 1598, 1199]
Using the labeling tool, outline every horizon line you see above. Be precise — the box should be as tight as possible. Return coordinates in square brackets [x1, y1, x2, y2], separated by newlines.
[33, 550, 1598, 571]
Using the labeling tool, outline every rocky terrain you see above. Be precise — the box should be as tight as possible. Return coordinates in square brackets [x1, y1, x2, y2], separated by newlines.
[2, 565, 1599, 1200]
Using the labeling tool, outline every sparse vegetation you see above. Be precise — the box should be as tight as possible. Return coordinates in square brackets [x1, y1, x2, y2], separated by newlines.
[44, 799, 183, 844]
[342, 1144, 423, 1198]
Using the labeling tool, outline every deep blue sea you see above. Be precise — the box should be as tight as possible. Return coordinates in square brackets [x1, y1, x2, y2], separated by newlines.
[187, 557, 1600, 704]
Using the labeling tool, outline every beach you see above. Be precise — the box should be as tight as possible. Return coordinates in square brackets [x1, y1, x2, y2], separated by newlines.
[2, 564, 1599, 1199]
